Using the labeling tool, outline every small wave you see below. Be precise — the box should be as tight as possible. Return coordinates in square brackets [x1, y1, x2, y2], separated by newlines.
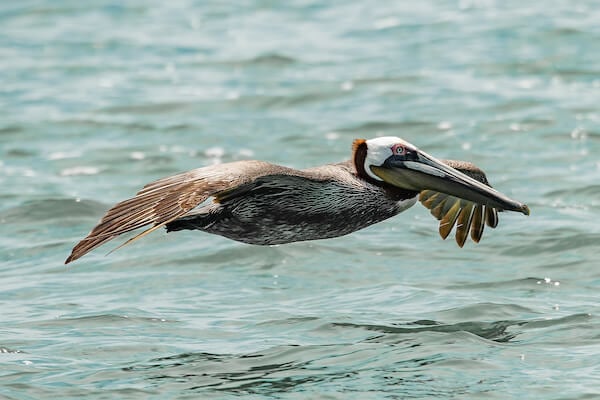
[242, 91, 349, 109]
[244, 53, 297, 66]
[0, 125, 23, 135]
[58, 118, 157, 132]
[194, 53, 298, 67]
[545, 184, 600, 198]
[98, 90, 346, 116]
[332, 319, 518, 343]
[100, 101, 192, 115]
[519, 313, 592, 330]
[0, 198, 107, 224]
[446, 277, 552, 291]
[0, 347, 25, 354]
[25, 313, 175, 329]
[503, 229, 600, 256]
[60, 166, 101, 176]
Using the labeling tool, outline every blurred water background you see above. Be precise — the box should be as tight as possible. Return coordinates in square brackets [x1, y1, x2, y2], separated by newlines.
[1, 0, 599, 398]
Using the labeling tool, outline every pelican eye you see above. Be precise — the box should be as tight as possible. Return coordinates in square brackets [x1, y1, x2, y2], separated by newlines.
[393, 145, 406, 155]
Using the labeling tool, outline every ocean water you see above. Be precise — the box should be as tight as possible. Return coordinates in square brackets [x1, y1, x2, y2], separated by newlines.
[1, 0, 599, 398]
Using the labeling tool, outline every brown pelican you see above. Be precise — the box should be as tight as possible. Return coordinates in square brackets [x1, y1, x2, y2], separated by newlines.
[65, 137, 529, 264]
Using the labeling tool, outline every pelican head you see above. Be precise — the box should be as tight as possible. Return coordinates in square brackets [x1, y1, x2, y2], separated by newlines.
[358, 136, 530, 215]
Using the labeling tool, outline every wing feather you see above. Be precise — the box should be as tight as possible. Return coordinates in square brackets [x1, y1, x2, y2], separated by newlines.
[65, 160, 293, 264]
[419, 159, 502, 246]
[455, 203, 474, 247]
[470, 204, 485, 243]
[438, 201, 462, 240]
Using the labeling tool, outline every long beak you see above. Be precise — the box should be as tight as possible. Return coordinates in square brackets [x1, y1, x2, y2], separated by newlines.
[370, 151, 530, 215]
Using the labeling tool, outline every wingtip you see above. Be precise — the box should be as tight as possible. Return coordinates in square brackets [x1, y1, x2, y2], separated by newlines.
[64, 239, 89, 264]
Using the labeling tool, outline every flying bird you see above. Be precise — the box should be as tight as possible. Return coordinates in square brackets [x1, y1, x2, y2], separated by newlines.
[65, 137, 529, 264]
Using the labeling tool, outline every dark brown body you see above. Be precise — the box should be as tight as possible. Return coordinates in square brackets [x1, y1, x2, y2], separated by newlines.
[166, 161, 418, 245]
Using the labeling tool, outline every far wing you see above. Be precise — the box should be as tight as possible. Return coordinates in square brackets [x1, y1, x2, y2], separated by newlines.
[65, 160, 294, 264]
[419, 160, 500, 247]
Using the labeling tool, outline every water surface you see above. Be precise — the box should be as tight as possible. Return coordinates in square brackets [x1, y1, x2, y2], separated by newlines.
[1, 1, 599, 398]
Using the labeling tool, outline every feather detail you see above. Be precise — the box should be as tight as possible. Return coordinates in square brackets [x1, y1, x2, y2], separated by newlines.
[470, 204, 485, 243]
[485, 206, 499, 228]
[439, 201, 462, 240]
[418, 160, 502, 246]
[455, 203, 474, 247]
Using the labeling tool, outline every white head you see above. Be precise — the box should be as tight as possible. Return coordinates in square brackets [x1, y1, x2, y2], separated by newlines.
[355, 136, 530, 217]
[364, 136, 418, 181]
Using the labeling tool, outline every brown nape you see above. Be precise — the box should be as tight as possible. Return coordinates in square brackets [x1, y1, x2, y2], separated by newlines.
[351, 139, 373, 182]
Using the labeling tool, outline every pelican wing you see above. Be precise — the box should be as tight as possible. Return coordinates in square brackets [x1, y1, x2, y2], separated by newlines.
[418, 160, 500, 247]
[65, 160, 296, 264]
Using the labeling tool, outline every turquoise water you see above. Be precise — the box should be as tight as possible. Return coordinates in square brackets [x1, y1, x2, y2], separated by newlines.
[1, 1, 599, 398]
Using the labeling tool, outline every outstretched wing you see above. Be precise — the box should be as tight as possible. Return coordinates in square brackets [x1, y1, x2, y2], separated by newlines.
[65, 160, 294, 264]
[418, 160, 500, 247]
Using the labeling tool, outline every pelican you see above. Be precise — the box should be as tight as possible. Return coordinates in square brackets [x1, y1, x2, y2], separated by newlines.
[65, 137, 529, 264]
